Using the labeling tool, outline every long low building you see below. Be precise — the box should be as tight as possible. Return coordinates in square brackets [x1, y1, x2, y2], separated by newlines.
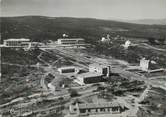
[69, 102, 127, 116]
[58, 66, 80, 74]
[3, 38, 30, 47]
[57, 38, 85, 45]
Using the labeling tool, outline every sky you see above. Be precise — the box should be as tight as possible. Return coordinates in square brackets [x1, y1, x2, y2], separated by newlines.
[1, 0, 166, 20]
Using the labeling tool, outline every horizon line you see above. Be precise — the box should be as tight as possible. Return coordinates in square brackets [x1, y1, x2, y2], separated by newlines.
[1, 15, 166, 21]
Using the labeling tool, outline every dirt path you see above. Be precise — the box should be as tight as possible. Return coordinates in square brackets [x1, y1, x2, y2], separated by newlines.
[141, 43, 166, 52]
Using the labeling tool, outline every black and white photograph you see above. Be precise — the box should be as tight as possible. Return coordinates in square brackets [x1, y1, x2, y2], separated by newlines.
[0, 0, 166, 117]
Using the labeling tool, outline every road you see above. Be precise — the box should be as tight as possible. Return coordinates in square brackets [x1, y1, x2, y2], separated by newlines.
[141, 43, 166, 52]
[1, 62, 45, 69]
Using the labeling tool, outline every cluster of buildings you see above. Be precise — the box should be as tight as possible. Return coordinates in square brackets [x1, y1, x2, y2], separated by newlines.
[76, 63, 111, 85]
[100, 34, 126, 43]
[89, 64, 110, 77]
[57, 63, 111, 86]
[68, 102, 127, 116]
[47, 63, 111, 91]
[2, 34, 88, 49]
[49, 63, 129, 117]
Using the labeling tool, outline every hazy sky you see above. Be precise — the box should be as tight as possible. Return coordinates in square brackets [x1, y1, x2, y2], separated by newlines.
[1, 0, 166, 20]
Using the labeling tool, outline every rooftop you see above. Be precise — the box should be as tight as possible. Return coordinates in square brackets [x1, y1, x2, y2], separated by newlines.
[77, 72, 102, 78]
[58, 38, 84, 41]
[4, 38, 30, 41]
[58, 66, 77, 70]
[78, 102, 124, 109]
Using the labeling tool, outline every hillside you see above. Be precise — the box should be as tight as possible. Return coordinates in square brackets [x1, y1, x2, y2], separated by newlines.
[1, 16, 166, 43]
[124, 19, 166, 25]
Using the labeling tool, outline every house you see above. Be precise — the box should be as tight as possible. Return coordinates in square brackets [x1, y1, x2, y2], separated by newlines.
[101, 34, 112, 43]
[74, 63, 111, 85]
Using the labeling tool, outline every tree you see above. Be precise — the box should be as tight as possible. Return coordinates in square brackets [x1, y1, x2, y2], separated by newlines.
[158, 38, 165, 45]
[148, 37, 156, 45]
[68, 89, 79, 97]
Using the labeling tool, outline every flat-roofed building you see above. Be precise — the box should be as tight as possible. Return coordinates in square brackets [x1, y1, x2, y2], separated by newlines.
[58, 66, 79, 74]
[140, 58, 150, 71]
[4, 38, 30, 47]
[89, 63, 111, 77]
[57, 38, 85, 45]
[75, 72, 103, 85]
[69, 102, 126, 116]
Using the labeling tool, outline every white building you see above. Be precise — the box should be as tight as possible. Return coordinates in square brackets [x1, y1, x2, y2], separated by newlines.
[58, 66, 79, 74]
[57, 38, 85, 45]
[123, 40, 131, 49]
[69, 102, 126, 116]
[4, 38, 30, 47]
[140, 58, 150, 71]
[75, 72, 103, 85]
[89, 63, 111, 77]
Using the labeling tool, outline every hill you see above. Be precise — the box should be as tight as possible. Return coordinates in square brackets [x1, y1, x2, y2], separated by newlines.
[123, 19, 166, 25]
[1, 16, 166, 43]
